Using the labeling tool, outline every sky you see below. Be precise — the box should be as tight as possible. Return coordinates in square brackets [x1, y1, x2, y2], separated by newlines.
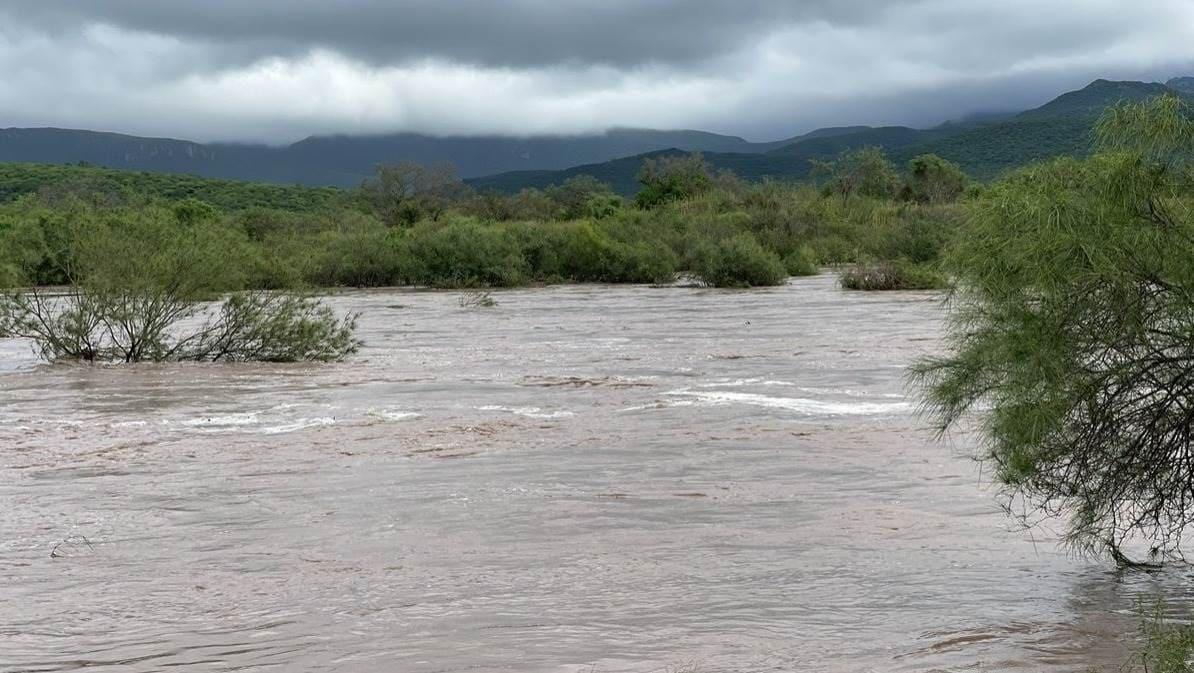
[1, 0, 1192, 144]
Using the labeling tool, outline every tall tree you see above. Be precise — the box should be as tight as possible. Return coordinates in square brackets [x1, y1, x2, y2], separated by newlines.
[360, 162, 470, 226]
[810, 147, 900, 201]
[904, 154, 968, 204]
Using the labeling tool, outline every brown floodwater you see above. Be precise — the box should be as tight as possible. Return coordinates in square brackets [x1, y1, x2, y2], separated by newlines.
[2, 274, 1192, 672]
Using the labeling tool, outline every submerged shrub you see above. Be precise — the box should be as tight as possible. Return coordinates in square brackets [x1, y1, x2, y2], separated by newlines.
[0, 289, 358, 363]
[0, 205, 358, 363]
[839, 260, 948, 290]
[459, 290, 498, 308]
[689, 234, 786, 288]
[185, 292, 359, 362]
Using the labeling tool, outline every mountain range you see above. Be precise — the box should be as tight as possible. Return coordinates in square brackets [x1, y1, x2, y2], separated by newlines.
[470, 78, 1192, 195]
[1, 77, 1190, 195]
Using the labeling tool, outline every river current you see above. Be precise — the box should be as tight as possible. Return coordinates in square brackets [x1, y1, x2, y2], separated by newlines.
[2, 275, 1191, 672]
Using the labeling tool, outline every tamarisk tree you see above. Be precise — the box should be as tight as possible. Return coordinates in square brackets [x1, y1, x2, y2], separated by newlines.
[913, 95, 1194, 564]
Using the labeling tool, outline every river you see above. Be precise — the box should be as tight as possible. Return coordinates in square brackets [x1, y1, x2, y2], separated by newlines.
[2, 275, 1191, 672]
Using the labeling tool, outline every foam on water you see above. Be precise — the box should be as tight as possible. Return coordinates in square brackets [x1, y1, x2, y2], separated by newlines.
[261, 417, 337, 434]
[178, 412, 261, 428]
[664, 388, 910, 416]
[479, 405, 576, 419]
[366, 407, 422, 422]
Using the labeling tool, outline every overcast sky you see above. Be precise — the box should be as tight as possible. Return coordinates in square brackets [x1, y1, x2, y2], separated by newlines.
[1, 1, 1192, 144]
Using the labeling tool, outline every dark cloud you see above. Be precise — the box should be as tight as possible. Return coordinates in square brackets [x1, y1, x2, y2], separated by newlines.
[2, 0, 909, 69]
[0, 1, 1191, 143]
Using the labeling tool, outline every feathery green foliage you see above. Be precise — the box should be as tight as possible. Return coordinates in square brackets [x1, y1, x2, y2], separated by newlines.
[912, 94, 1194, 562]
[635, 153, 715, 208]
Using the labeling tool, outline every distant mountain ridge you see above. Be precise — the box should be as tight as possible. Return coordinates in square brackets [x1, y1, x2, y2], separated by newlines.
[1, 77, 1191, 193]
[0, 126, 779, 186]
[470, 78, 1194, 194]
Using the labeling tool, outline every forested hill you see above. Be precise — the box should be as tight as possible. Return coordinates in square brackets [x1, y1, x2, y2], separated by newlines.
[0, 162, 344, 212]
[469, 78, 1194, 194]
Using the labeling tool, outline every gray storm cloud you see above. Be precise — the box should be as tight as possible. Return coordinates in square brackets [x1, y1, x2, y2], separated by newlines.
[0, 0, 1192, 143]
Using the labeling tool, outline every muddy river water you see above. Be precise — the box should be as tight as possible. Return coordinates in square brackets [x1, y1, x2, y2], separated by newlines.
[2, 275, 1193, 672]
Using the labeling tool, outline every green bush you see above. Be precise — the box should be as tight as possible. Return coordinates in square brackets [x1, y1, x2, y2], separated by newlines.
[303, 215, 404, 287]
[839, 260, 948, 290]
[783, 245, 819, 277]
[0, 206, 357, 364]
[398, 218, 527, 287]
[1135, 604, 1194, 673]
[510, 221, 676, 284]
[689, 234, 786, 288]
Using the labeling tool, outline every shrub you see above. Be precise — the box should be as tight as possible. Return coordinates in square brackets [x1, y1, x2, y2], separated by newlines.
[459, 290, 497, 308]
[783, 245, 819, 277]
[552, 223, 676, 284]
[359, 162, 471, 226]
[839, 260, 948, 290]
[185, 292, 359, 362]
[0, 289, 358, 363]
[689, 234, 786, 288]
[398, 218, 527, 287]
[0, 206, 357, 363]
[1135, 604, 1194, 673]
[305, 217, 403, 287]
[545, 175, 619, 220]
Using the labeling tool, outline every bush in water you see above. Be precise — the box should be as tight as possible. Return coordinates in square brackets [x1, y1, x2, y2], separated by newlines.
[0, 205, 358, 363]
[689, 234, 786, 288]
[838, 260, 948, 291]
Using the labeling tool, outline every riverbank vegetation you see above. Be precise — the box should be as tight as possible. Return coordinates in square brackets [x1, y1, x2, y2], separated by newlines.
[914, 94, 1194, 565]
[0, 149, 966, 292]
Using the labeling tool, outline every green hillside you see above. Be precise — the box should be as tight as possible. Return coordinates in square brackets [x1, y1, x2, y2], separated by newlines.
[470, 78, 1193, 193]
[0, 162, 345, 211]
[891, 116, 1096, 179]
[1015, 79, 1173, 119]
